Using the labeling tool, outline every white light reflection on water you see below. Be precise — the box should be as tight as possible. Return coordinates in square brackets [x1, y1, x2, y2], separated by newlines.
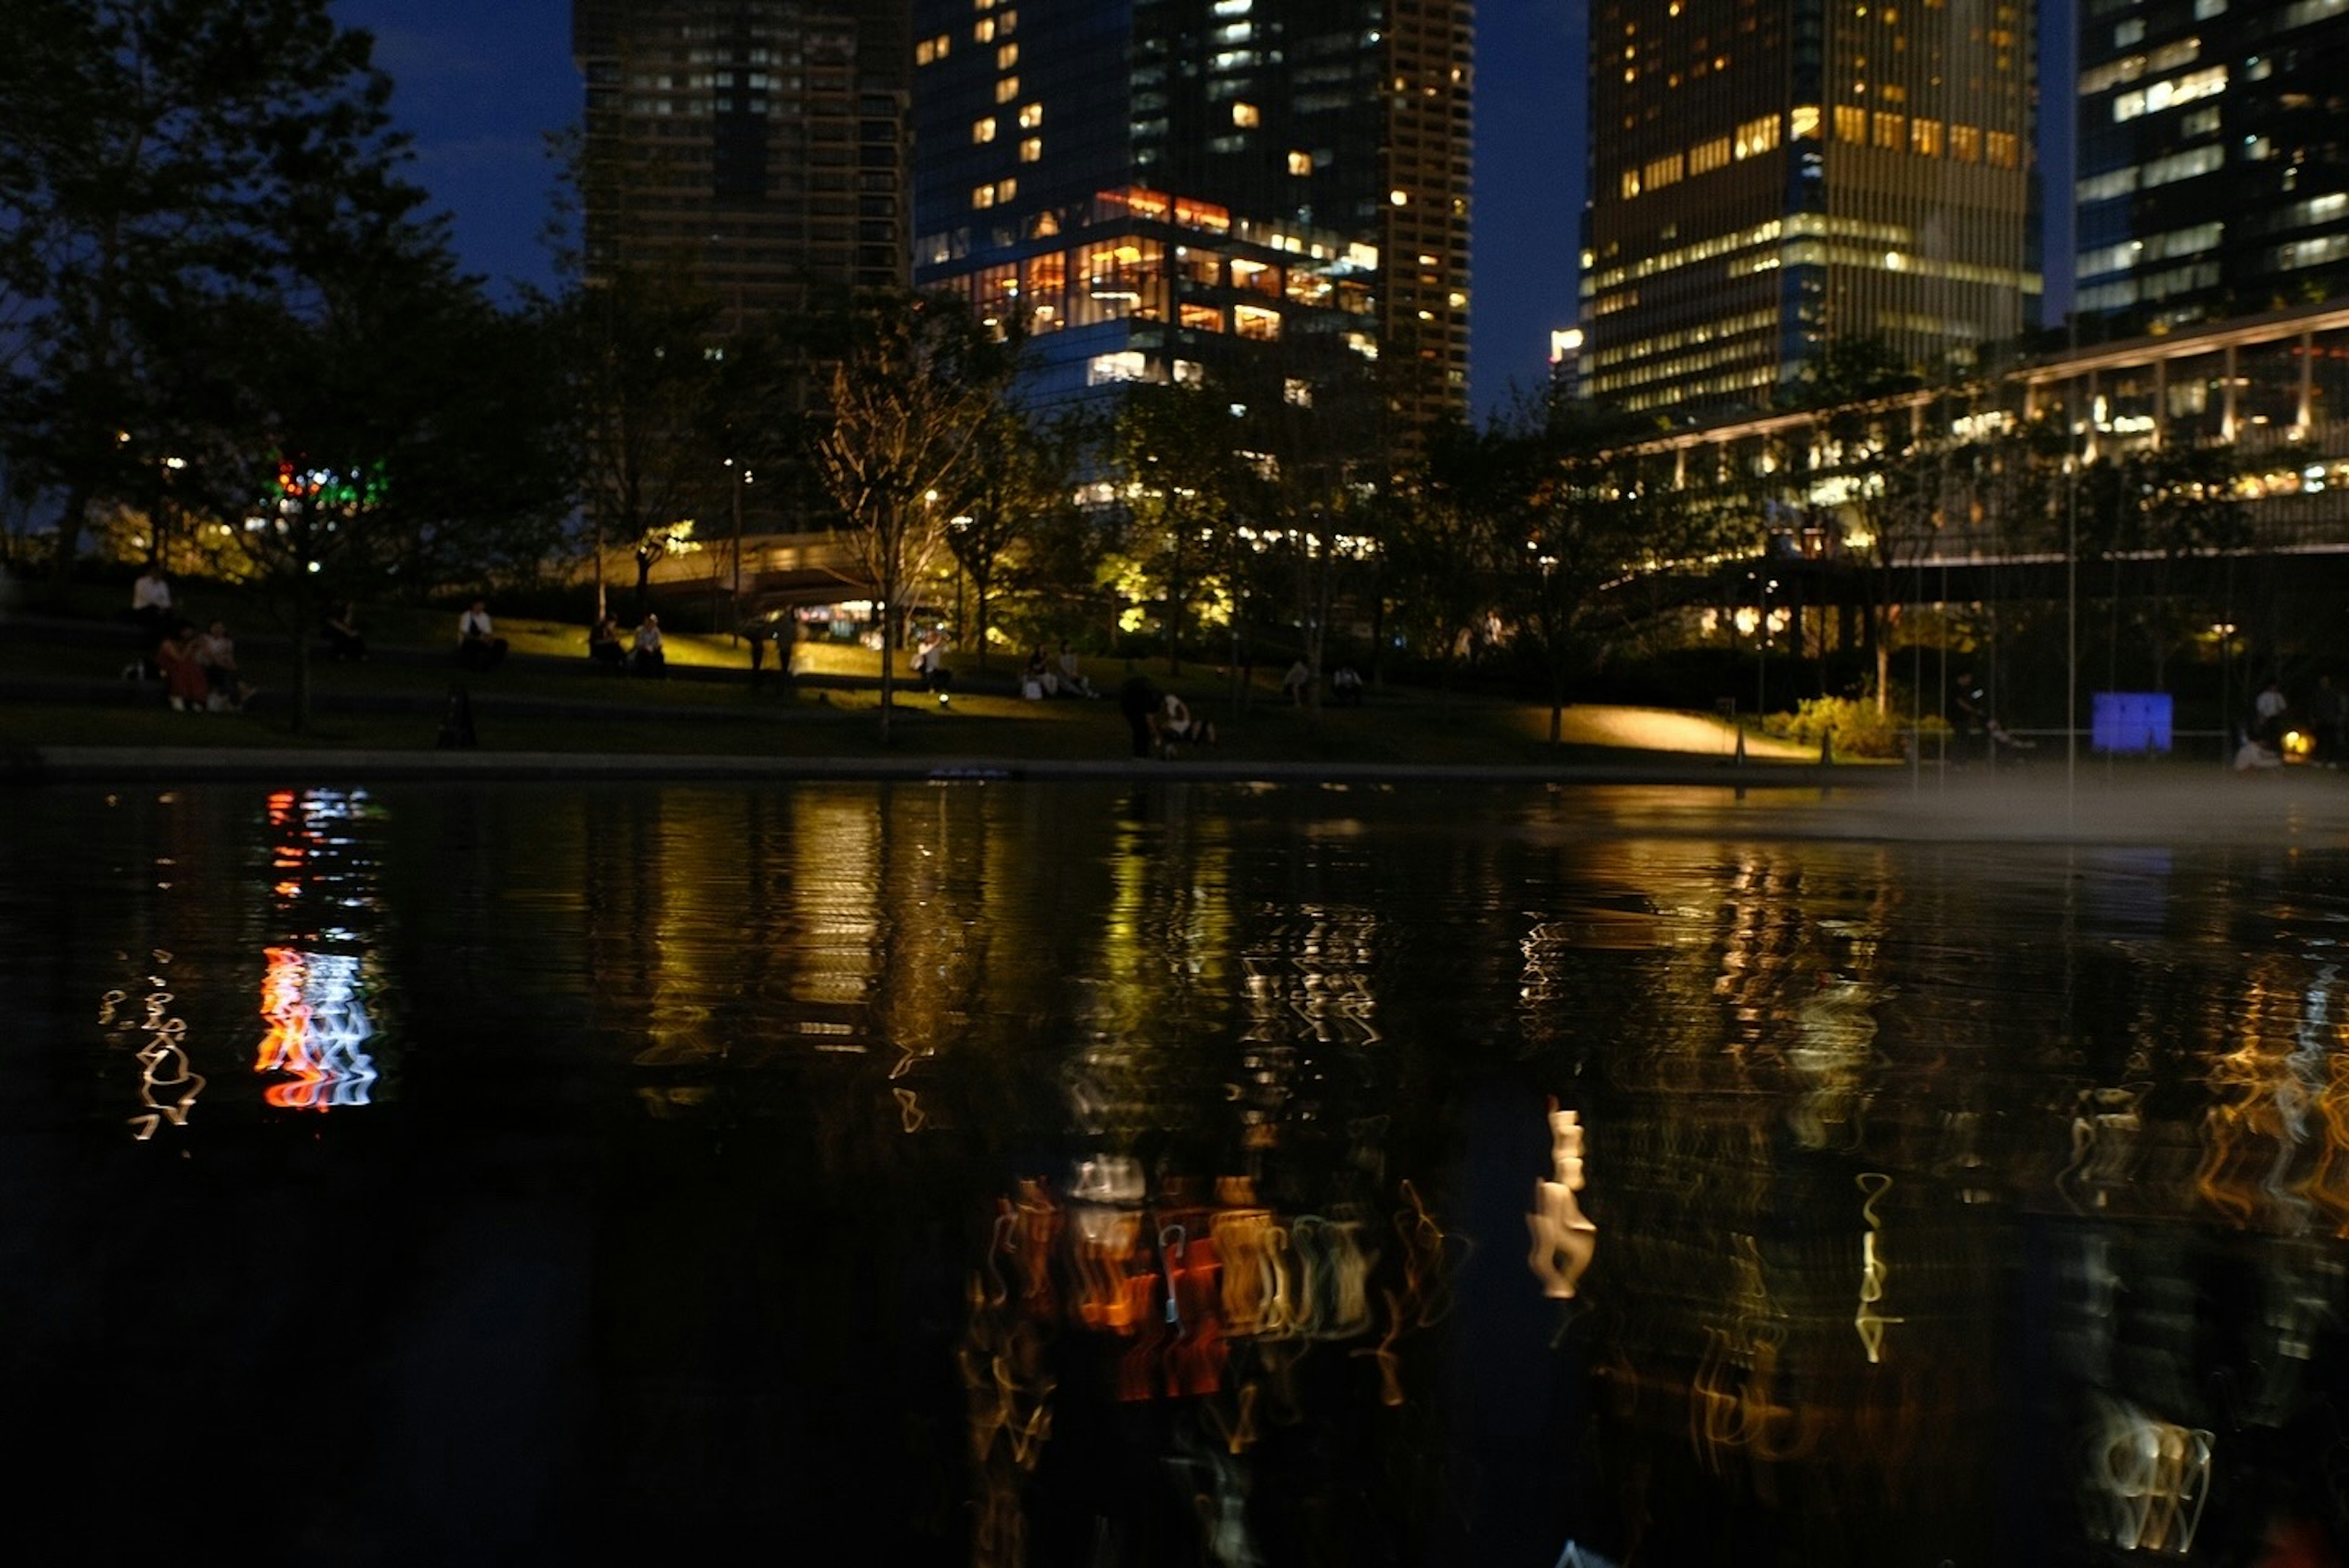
[251, 789, 384, 1110]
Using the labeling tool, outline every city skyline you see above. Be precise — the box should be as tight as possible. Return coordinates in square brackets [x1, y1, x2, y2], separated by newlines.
[333, 0, 2079, 420]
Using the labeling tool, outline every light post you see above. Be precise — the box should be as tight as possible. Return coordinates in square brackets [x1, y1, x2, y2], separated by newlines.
[724, 458, 752, 641]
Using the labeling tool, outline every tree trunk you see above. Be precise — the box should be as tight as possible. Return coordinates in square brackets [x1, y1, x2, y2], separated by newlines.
[51, 484, 87, 580]
[877, 552, 898, 746]
[291, 574, 316, 735]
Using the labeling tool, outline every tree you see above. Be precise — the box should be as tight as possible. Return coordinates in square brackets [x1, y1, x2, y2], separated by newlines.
[948, 401, 1081, 671]
[1497, 404, 1677, 743]
[2077, 442, 2248, 692]
[1110, 381, 1248, 672]
[814, 292, 1012, 741]
[0, 0, 423, 573]
[163, 225, 570, 731]
[555, 269, 728, 620]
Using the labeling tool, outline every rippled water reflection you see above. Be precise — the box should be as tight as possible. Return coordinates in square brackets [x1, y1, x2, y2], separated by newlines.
[3, 781, 2345, 1566]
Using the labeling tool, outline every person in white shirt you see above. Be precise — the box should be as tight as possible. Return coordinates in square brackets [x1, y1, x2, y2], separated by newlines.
[457, 600, 508, 670]
[631, 614, 667, 677]
[128, 563, 174, 677]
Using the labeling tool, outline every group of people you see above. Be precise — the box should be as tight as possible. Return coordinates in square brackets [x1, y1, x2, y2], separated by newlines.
[2235, 675, 2347, 771]
[588, 612, 667, 677]
[1278, 658, 1364, 707]
[153, 619, 256, 712]
[128, 566, 254, 712]
[1021, 641, 1099, 700]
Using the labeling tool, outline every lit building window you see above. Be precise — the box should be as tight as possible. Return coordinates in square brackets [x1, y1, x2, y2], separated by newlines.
[1389, 188, 1409, 206]
[1234, 304, 1282, 340]
[996, 42, 1019, 70]
[1018, 102, 1043, 128]
[1986, 130, 2019, 168]
[1873, 111, 1905, 149]
[2113, 65, 2227, 122]
[1690, 135, 1730, 174]
[1910, 117, 1942, 155]
[973, 117, 997, 144]
[1950, 123, 1981, 162]
[1019, 136, 1041, 162]
[974, 18, 995, 41]
[1621, 170, 1642, 198]
[973, 184, 996, 210]
[1833, 106, 1866, 143]
[1287, 149, 1313, 175]
[1788, 105, 1819, 141]
[1232, 102, 1260, 127]
[995, 75, 1020, 103]
[915, 33, 951, 64]
[998, 9, 1017, 32]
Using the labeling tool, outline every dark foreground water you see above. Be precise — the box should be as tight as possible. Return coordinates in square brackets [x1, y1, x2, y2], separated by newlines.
[3, 779, 2346, 1567]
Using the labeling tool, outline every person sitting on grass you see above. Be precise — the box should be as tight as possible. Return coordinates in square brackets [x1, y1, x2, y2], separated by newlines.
[631, 614, 667, 677]
[1055, 641, 1098, 698]
[457, 600, 508, 670]
[155, 622, 211, 713]
[588, 615, 626, 671]
[195, 620, 256, 711]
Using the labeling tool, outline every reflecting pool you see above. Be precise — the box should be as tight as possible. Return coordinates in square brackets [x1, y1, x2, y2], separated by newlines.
[3, 780, 2345, 1566]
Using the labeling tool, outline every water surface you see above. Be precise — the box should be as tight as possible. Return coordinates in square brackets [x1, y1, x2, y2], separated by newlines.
[3, 780, 2344, 1566]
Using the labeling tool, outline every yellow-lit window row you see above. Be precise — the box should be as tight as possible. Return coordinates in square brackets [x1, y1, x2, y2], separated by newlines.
[1617, 114, 1783, 198]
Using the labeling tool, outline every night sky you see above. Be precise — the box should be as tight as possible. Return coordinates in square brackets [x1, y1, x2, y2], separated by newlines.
[331, 0, 2071, 423]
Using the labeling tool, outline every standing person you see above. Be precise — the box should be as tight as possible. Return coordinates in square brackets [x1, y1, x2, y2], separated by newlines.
[631, 614, 667, 677]
[129, 563, 173, 677]
[2309, 675, 2347, 765]
[322, 602, 367, 661]
[1280, 658, 1314, 705]
[1951, 670, 1987, 764]
[1118, 674, 1162, 758]
[915, 631, 951, 705]
[457, 600, 508, 670]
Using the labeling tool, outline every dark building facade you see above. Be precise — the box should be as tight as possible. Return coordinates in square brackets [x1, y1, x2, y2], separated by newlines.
[1581, 0, 2039, 415]
[2074, 0, 2349, 333]
[573, 0, 912, 326]
[907, 0, 1472, 442]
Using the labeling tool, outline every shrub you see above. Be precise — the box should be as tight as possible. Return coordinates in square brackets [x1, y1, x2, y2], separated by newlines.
[1766, 693, 1949, 759]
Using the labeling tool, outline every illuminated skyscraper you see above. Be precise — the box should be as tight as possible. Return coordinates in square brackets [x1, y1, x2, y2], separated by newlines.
[908, 0, 1473, 441]
[1581, 0, 2039, 415]
[2074, 0, 2349, 332]
[573, 0, 911, 325]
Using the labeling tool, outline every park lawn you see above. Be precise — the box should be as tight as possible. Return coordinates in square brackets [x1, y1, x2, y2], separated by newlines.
[6, 579, 1810, 766]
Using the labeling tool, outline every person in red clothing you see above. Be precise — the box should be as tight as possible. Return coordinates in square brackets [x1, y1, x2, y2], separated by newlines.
[154, 623, 211, 712]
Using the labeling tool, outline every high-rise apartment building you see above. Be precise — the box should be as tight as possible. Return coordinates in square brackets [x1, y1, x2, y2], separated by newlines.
[2074, 0, 2349, 332]
[573, 0, 911, 326]
[907, 0, 1473, 442]
[1581, 0, 2039, 415]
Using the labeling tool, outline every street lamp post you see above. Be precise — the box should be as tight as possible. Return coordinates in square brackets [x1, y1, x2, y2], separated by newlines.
[724, 458, 752, 642]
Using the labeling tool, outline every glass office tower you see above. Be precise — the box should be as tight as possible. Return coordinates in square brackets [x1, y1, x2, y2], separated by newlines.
[2074, 0, 2349, 333]
[573, 0, 913, 327]
[1581, 0, 2039, 415]
[908, 0, 1473, 441]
